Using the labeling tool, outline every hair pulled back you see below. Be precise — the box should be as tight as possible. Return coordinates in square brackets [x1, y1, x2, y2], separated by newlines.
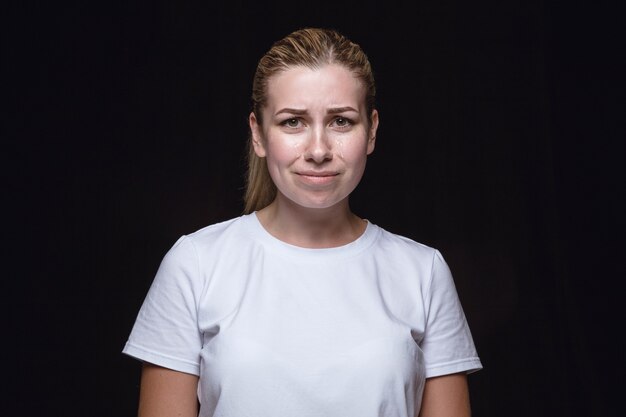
[243, 28, 376, 214]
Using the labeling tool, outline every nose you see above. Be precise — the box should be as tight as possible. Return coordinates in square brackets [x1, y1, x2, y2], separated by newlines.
[304, 128, 333, 163]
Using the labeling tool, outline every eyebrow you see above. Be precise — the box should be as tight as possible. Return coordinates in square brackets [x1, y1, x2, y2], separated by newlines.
[274, 106, 359, 116]
[328, 106, 359, 114]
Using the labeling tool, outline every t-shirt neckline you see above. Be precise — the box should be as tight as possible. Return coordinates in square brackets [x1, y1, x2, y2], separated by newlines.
[246, 212, 379, 261]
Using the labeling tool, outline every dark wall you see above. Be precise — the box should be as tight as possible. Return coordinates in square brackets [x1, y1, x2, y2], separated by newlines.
[7, 1, 623, 416]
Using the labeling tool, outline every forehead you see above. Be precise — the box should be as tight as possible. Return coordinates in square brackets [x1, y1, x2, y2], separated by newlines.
[265, 64, 366, 110]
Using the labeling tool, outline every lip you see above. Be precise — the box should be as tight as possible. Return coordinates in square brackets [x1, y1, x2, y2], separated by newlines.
[295, 171, 339, 186]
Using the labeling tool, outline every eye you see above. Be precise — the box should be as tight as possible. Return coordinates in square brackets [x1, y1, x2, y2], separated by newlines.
[281, 117, 301, 128]
[332, 117, 353, 128]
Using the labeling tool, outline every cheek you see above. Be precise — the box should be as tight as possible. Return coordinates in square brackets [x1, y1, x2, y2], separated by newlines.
[333, 137, 346, 158]
[335, 137, 369, 166]
[265, 136, 304, 166]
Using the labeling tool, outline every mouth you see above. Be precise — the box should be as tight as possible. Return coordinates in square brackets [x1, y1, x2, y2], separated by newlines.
[295, 171, 339, 185]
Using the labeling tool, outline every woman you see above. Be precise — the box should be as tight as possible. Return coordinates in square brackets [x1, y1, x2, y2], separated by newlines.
[123, 27, 482, 417]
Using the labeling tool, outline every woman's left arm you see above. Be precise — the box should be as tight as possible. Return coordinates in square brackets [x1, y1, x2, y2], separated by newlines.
[418, 372, 471, 417]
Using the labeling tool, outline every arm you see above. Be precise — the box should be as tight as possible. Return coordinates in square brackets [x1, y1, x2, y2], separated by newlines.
[418, 372, 471, 417]
[138, 362, 199, 417]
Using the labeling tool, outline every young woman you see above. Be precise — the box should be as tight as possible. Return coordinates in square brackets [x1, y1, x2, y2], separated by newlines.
[124, 27, 482, 417]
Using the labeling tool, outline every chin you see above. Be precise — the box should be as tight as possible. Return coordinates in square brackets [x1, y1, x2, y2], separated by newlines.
[290, 194, 350, 210]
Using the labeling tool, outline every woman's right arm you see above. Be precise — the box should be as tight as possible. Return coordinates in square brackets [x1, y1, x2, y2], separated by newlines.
[138, 362, 199, 417]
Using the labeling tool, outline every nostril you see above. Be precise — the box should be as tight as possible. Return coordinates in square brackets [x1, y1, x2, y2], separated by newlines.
[304, 138, 333, 162]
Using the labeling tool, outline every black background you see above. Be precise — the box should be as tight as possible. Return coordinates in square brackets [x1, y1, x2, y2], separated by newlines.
[6, 1, 624, 416]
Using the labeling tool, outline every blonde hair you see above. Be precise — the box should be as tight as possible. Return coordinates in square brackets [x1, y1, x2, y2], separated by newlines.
[243, 28, 376, 214]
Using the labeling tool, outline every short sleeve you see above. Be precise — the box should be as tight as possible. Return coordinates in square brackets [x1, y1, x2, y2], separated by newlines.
[420, 250, 482, 378]
[122, 236, 203, 376]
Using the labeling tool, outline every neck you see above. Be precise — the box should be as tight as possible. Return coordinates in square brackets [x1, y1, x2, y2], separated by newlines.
[255, 194, 366, 249]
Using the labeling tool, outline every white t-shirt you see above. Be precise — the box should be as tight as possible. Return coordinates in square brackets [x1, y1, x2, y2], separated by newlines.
[123, 213, 482, 417]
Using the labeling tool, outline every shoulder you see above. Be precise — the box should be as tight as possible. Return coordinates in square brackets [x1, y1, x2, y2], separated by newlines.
[180, 214, 255, 249]
[160, 215, 253, 263]
[371, 223, 440, 264]
[365, 223, 450, 292]
[151, 215, 256, 288]
[186, 215, 245, 238]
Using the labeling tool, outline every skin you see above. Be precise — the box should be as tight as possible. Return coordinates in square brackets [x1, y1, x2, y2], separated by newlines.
[419, 373, 472, 417]
[250, 64, 378, 248]
[136, 63, 471, 417]
[138, 363, 198, 417]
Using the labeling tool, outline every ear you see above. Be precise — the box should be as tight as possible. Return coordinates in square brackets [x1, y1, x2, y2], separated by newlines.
[366, 109, 379, 155]
[249, 112, 266, 157]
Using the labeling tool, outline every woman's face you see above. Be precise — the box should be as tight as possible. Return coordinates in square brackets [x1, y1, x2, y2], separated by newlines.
[250, 64, 378, 210]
